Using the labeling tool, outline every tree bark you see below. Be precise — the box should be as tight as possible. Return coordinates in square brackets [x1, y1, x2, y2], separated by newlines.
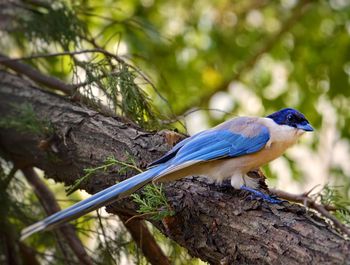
[0, 71, 349, 265]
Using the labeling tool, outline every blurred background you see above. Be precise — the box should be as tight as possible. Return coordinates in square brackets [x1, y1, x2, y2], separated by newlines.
[1, 0, 350, 264]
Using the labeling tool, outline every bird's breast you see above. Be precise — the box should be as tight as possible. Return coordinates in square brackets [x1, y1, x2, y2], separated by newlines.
[237, 140, 294, 172]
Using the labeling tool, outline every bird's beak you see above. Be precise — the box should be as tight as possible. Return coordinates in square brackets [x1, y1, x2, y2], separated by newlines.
[297, 123, 314, 132]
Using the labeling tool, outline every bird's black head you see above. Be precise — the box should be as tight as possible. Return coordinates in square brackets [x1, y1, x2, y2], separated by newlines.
[267, 108, 314, 131]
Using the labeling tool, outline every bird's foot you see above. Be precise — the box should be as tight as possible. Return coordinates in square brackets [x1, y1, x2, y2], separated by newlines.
[240, 185, 285, 204]
[215, 179, 235, 192]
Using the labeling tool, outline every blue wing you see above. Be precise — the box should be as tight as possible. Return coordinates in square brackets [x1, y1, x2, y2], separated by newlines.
[148, 131, 206, 167]
[155, 120, 270, 177]
[171, 128, 269, 165]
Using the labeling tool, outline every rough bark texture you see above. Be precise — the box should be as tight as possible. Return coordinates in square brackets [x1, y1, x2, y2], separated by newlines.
[0, 71, 349, 265]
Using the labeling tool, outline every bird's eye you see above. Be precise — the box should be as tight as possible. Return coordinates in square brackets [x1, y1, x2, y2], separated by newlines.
[287, 114, 293, 121]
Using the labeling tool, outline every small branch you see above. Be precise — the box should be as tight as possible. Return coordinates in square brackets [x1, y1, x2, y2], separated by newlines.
[18, 242, 41, 265]
[0, 53, 114, 116]
[0, 48, 170, 110]
[96, 211, 114, 259]
[160, 107, 232, 126]
[0, 47, 157, 94]
[271, 188, 337, 211]
[1, 224, 22, 265]
[124, 212, 157, 224]
[250, 167, 350, 237]
[0, 49, 103, 64]
[0, 53, 75, 95]
[313, 203, 350, 237]
[271, 188, 350, 237]
[3, 166, 18, 190]
[21, 167, 95, 265]
[119, 213, 171, 265]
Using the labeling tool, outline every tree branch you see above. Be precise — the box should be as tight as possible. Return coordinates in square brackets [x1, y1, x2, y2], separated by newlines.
[271, 188, 337, 211]
[21, 167, 95, 265]
[0, 48, 156, 92]
[271, 188, 350, 237]
[0, 71, 349, 264]
[119, 214, 171, 265]
[0, 53, 114, 116]
[0, 53, 75, 95]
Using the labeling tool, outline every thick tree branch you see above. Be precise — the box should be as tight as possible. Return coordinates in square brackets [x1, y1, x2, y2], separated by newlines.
[0, 71, 349, 264]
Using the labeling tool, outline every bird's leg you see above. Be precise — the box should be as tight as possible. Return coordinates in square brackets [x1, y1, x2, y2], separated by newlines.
[246, 169, 269, 193]
[218, 170, 285, 204]
[240, 185, 285, 204]
[240, 169, 285, 204]
[215, 179, 235, 192]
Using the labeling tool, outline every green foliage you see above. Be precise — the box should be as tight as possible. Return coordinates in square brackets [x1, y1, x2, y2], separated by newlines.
[319, 185, 350, 225]
[66, 155, 142, 195]
[67, 155, 141, 195]
[67, 156, 118, 195]
[0, 161, 65, 264]
[118, 62, 159, 128]
[6, 0, 163, 130]
[131, 184, 175, 221]
[18, 1, 86, 49]
[90, 212, 202, 265]
[78, 58, 160, 129]
[0, 103, 53, 136]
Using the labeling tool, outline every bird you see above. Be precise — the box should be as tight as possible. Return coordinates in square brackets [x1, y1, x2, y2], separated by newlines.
[21, 108, 313, 240]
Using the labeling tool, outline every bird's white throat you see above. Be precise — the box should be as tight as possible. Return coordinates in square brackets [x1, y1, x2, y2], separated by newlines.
[261, 117, 303, 146]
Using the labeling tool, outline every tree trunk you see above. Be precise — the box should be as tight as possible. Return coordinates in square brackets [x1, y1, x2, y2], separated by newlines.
[0, 71, 349, 265]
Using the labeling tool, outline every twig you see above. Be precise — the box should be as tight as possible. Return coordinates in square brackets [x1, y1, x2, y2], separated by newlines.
[21, 167, 95, 265]
[112, 159, 143, 173]
[271, 188, 350, 237]
[160, 107, 233, 125]
[0, 53, 75, 95]
[96, 210, 114, 259]
[313, 203, 350, 237]
[124, 212, 158, 224]
[271, 188, 337, 211]
[0, 49, 104, 64]
[0, 47, 172, 113]
[3, 166, 18, 190]
[0, 53, 114, 116]
[0, 48, 147, 85]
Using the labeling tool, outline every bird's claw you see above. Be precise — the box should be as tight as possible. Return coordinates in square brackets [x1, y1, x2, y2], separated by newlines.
[240, 185, 285, 204]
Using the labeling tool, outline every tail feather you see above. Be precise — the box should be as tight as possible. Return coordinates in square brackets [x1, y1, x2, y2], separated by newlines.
[21, 166, 164, 240]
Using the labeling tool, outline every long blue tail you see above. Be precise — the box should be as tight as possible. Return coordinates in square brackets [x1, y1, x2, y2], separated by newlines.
[21, 165, 166, 240]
